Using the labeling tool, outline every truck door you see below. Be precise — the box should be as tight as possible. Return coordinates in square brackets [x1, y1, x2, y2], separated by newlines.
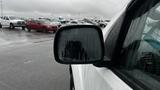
[5, 16, 11, 26]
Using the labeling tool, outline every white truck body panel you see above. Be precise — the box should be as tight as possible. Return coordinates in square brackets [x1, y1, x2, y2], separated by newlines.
[72, 65, 132, 90]
[71, 3, 133, 90]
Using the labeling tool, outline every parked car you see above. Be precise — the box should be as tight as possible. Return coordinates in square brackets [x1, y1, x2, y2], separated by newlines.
[25, 19, 58, 33]
[50, 19, 61, 28]
[53, 0, 160, 90]
[0, 18, 2, 28]
[0, 16, 26, 30]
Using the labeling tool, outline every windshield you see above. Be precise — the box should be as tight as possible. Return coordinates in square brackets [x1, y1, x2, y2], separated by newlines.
[38, 19, 51, 24]
[9, 16, 20, 20]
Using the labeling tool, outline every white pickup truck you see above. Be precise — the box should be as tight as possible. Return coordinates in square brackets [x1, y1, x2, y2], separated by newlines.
[0, 16, 25, 30]
[53, 0, 160, 90]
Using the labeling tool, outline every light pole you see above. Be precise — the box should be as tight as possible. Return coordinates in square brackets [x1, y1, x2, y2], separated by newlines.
[0, 0, 3, 17]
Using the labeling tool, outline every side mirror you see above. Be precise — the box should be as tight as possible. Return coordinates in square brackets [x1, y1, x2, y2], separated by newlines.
[54, 25, 104, 64]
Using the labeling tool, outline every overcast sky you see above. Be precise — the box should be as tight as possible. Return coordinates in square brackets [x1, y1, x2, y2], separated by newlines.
[2, 0, 130, 19]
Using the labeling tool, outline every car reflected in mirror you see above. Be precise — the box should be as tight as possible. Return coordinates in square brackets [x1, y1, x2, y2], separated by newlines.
[54, 25, 104, 64]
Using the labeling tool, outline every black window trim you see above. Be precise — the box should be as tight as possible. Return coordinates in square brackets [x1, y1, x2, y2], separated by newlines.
[111, 0, 146, 65]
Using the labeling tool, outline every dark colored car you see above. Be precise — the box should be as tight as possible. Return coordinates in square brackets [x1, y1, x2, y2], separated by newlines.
[25, 19, 58, 33]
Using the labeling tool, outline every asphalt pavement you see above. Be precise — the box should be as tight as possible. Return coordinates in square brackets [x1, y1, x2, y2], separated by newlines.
[0, 28, 70, 90]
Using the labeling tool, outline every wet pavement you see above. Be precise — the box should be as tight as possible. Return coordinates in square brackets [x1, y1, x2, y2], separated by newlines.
[0, 28, 54, 46]
[0, 28, 70, 90]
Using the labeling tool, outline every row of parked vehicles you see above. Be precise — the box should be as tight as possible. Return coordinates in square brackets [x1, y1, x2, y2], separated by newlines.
[0, 16, 60, 33]
[0, 16, 109, 33]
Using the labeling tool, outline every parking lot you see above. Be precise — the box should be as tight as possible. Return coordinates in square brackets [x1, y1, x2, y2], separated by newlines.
[0, 27, 70, 90]
[0, 16, 109, 90]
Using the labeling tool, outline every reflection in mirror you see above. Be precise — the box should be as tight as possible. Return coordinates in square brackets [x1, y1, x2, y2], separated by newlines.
[55, 26, 104, 64]
[63, 41, 88, 60]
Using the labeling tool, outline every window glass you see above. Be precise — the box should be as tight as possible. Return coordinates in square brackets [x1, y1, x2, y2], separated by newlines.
[3, 17, 6, 20]
[120, 1, 160, 89]
[5, 17, 9, 20]
[9, 16, 19, 20]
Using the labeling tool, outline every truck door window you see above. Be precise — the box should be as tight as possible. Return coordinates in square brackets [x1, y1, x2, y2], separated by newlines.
[3, 17, 6, 20]
[6, 17, 9, 20]
[120, 0, 160, 89]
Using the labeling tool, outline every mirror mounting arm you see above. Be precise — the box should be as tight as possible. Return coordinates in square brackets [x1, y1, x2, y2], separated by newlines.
[93, 61, 112, 67]
[93, 56, 112, 67]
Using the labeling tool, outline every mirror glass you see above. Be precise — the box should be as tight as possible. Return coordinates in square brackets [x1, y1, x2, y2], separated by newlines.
[56, 26, 103, 63]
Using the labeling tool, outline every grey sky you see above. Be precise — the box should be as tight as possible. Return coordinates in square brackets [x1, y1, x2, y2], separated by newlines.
[2, 0, 130, 19]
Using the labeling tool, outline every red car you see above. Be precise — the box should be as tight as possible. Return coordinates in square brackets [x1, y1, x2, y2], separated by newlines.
[26, 19, 58, 33]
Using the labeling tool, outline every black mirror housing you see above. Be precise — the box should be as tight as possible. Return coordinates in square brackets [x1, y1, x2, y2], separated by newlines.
[54, 25, 104, 64]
